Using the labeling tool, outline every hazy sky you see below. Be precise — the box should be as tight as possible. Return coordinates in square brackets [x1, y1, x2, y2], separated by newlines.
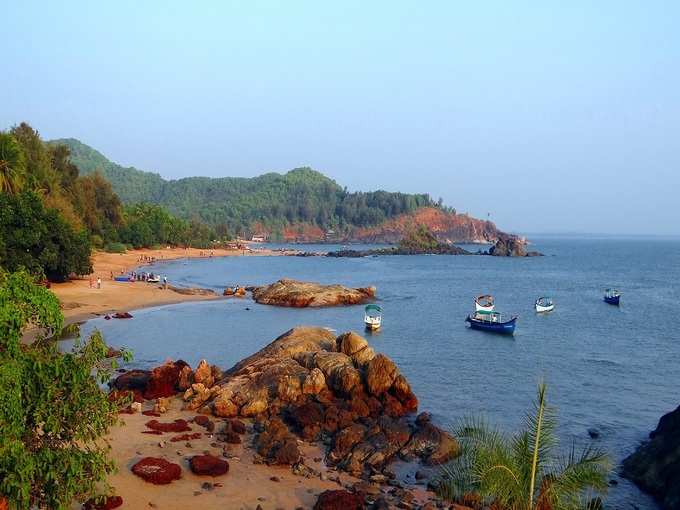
[3, 1, 679, 235]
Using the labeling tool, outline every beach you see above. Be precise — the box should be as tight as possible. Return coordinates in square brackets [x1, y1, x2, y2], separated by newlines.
[51, 246, 288, 325]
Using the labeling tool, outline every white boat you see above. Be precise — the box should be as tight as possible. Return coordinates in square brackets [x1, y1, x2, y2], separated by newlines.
[475, 294, 495, 313]
[535, 296, 555, 313]
[364, 304, 382, 330]
[147, 274, 160, 283]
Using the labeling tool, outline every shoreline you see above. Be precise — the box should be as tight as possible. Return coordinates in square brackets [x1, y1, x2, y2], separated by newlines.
[51, 246, 289, 327]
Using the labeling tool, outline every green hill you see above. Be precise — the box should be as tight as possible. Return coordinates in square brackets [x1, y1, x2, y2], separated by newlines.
[50, 138, 435, 237]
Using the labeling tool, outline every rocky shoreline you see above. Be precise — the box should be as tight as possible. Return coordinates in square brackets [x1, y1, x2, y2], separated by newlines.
[251, 279, 377, 307]
[109, 327, 460, 509]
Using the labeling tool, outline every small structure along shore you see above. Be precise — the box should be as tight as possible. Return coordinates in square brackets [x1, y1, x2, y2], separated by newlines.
[107, 327, 458, 509]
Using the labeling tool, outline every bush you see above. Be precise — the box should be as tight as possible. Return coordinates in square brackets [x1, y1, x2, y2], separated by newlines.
[0, 191, 92, 281]
[0, 270, 130, 509]
[90, 234, 104, 248]
[104, 242, 126, 253]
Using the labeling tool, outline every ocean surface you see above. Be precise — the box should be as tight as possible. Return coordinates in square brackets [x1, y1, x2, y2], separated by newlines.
[76, 237, 680, 509]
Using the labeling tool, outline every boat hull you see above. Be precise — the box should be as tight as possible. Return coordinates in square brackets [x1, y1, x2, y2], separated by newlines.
[364, 318, 381, 330]
[465, 315, 516, 335]
[535, 304, 554, 313]
[604, 295, 620, 305]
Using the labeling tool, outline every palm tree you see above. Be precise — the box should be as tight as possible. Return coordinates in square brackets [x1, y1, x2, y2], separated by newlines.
[0, 132, 26, 194]
[437, 383, 610, 510]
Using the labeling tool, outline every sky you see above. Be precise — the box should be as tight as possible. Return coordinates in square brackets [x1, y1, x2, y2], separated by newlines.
[3, 1, 679, 235]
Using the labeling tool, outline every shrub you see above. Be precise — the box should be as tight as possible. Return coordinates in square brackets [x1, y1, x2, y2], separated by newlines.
[104, 242, 126, 254]
[0, 270, 130, 509]
[90, 234, 104, 248]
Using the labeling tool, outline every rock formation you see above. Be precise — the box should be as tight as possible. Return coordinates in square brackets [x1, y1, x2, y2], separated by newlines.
[251, 279, 376, 307]
[131, 457, 182, 485]
[111, 327, 459, 486]
[488, 236, 542, 257]
[622, 404, 680, 510]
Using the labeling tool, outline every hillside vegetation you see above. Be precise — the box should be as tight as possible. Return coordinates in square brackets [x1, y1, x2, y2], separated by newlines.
[53, 139, 434, 234]
[53, 138, 502, 242]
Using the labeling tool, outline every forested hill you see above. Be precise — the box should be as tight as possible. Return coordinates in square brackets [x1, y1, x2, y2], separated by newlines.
[51, 138, 504, 242]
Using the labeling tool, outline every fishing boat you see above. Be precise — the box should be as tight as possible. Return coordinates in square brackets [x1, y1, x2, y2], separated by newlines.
[604, 289, 621, 305]
[535, 297, 555, 313]
[114, 276, 132, 282]
[364, 304, 382, 331]
[475, 294, 495, 312]
[147, 274, 160, 283]
[465, 310, 517, 335]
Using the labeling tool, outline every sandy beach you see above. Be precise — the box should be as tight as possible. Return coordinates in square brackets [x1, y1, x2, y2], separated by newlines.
[51, 246, 287, 325]
[104, 399, 369, 510]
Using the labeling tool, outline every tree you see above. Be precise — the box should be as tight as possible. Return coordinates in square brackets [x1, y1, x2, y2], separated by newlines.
[0, 132, 26, 194]
[0, 270, 128, 509]
[0, 192, 92, 281]
[437, 383, 610, 510]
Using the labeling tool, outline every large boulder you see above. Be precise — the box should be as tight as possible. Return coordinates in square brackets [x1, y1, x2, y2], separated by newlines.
[252, 279, 376, 307]
[144, 360, 189, 400]
[622, 405, 680, 510]
[488, 236, 539, 257]
[131, 457, 182, 485]
[189, 455, 229, 476]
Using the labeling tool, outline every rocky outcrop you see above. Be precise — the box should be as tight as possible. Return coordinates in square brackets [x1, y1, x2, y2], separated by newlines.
[201, 327, 457, 477]
[168, 285, 216, 296]
[488, 236, 542, 257]
[251, 279, 376, 307]
[622, 405, 680, 510]
[131, 457, 182, 484]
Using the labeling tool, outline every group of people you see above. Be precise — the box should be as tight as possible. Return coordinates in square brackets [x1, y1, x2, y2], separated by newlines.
[137, 254, 161, 263]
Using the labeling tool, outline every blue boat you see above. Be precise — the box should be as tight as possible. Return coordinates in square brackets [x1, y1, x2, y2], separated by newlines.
[465, 311, 517, 335]
[604, 288, 621, 305]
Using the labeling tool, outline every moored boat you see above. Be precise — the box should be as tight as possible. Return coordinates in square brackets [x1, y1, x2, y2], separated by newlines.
[364, 304, 382, 331]
[604, 288, 621, 305]
[114, 276, 132, 282]
[147, 275, 160, 283]
[465, 310, 517, 335]
[475, 294, 495, 312]
[535, 296, 554, 313]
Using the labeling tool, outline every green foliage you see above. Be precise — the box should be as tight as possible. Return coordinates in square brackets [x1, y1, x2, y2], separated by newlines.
[53, 138, 436, 235]
[0, 132, 26, 194]
[118, 203, 217, 248]
[0, 270, 127, 509]
[104, 242, 127, 254]
[437, 383, 610, 510]
[398, 225, 441, 251]
[0, 191, 92, 281]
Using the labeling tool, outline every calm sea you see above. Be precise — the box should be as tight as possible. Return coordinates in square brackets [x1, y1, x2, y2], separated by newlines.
[77, 236, 680, 509]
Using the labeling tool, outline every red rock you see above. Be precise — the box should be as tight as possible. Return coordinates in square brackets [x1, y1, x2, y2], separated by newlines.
[131, 457, 182, 484]
[313, 490, 365, 510]
[274, 439, 301, 465]
[111, 370, 150, 394]
[142, 410, 161, 417]
[82, 495, 123, 510]
[142, 430, 164, 435]
[193, 415, 210, 427]
[113, 312, 133, 319]
[291, 401, 324, 429]
[228, 419, 246, 435]
[145, 419, 191, 433]
[144, 360, 189, 400]
[222, 431, 242, 444]
[189, 455, 229, 476]
[170, 432, 202, 442]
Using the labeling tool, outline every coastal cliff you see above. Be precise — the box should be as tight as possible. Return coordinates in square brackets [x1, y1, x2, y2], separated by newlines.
[622, 404, 680, 510]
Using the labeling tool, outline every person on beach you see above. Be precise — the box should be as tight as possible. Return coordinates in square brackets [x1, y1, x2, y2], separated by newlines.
[97, 277, 101, 289]
[163, 276, 168, 289]
[110, 271, 114, 280]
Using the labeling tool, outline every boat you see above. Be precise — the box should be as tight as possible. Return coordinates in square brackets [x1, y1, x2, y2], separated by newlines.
[364, 304, 382, 331]
[114, 276, 132, 282]
[535, 297, 555, 313]
[604, 288, 621, 305]
[147, 276, 160, 283]
[475, 294, 495, 312]
[465, 310, 517, 335]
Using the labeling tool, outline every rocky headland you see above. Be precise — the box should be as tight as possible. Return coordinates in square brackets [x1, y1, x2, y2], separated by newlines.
[622, 404, 680, 510]
[251, 279, 377, 307]
[109, 327, 460, 509]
